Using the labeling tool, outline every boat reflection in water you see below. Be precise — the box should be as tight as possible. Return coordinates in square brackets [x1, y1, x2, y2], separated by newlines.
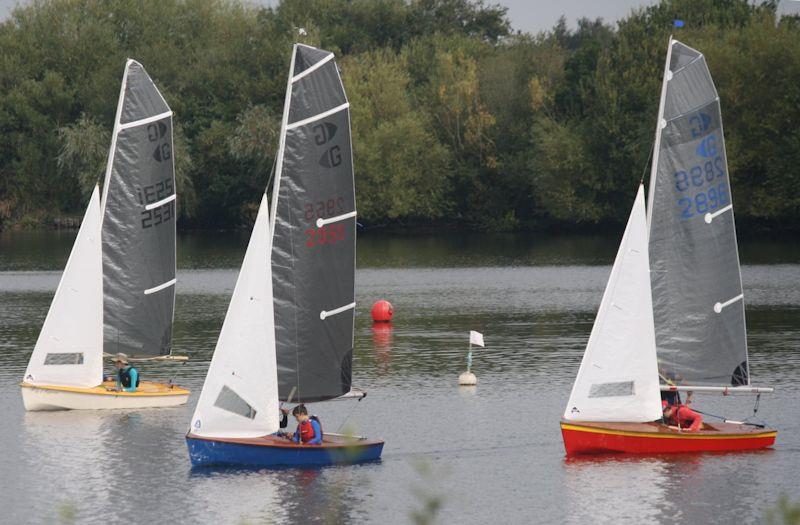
[188, 462, 370, 523]
[562, 449, 775, 523]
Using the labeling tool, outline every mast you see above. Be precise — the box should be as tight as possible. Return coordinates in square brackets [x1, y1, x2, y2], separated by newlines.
[269, 45, 297, 247]
[646, 36, 674, 231]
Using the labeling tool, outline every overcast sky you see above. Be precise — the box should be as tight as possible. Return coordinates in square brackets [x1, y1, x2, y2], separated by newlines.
[1, 0, 799, 33]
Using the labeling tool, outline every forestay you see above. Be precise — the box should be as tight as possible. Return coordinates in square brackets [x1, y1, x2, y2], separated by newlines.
[271, 44, 356, 402]
[101, 60, 176, 357]
[647, 39, 748, 387]
[24, 186, 103, 387]
[190, 194, 280, 438]
[564, 186, 662, 422]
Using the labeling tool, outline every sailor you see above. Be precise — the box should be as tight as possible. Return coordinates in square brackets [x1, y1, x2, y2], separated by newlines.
[662, 391, 703, 432]
[287, 404, 323, 445]
[112, 353, 139, 393]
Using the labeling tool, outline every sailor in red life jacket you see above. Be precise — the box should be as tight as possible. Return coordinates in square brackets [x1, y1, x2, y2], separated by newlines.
[662, 391, 703, 432]
[286, 404, 323, 445]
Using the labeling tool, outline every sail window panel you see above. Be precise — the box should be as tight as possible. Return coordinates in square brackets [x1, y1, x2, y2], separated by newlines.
[588, 381, 635, 398]
[288, 60, 346, 123]
[44, 353, 84, 365]
[664, 57, 717, 121]
[120, 61, 170, 125]
[214, 385, 257, 420]
[662, 99, 721, 151]
[293, 45, 333, 76]
[669, 42, 701, 71]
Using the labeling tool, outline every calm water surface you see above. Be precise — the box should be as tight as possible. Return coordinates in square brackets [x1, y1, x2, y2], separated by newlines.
[0, 231, 799, 524]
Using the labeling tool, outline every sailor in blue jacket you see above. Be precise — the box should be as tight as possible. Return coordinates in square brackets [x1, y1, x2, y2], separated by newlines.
[112, 353, 139, 393]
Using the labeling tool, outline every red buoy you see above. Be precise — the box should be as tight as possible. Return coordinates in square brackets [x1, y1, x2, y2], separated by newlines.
[371, 300, 393, 322]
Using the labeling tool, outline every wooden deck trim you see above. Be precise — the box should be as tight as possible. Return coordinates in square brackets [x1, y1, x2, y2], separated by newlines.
[20, 380, 189, 397]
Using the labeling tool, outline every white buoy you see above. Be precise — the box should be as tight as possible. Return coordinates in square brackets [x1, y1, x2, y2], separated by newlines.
[458, 371, 477, 386]
[458, 330, 484, 386]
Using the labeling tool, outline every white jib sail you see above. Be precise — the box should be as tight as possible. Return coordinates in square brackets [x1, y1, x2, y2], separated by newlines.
[563, 185, 662, 422]
[190, 193, 280, 438]
[24, 186, 103, 387]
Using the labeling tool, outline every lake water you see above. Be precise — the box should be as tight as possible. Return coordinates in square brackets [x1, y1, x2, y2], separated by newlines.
[1, 230, 798, 524]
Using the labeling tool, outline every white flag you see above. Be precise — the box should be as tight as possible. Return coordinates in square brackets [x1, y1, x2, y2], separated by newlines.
[469, 330, 485, 347]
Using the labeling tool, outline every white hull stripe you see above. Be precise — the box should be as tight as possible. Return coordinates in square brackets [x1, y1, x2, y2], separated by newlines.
[714, 293, 743, 313]
[145, 193, 176, 210]
[287, 103, 349, 131]
[291, 53, 334, 83]
[144, 278, 177, 295]
[704, 204, 733, 224]
[119, 111, 173, 131]
[316, 210, 357, 228]
[320, 302, 356, 320]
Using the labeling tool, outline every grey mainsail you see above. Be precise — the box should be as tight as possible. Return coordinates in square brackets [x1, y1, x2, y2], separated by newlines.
[647, 39, 748, 386]
[271, 44, 356, 402]
[101, 60, 176, 357]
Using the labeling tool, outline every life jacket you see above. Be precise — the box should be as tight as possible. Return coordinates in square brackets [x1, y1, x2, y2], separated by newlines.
[119, 366, 140, 388]
[298, 420, 316, 443]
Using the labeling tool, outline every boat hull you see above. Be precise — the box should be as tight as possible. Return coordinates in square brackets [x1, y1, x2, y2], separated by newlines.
[21, 380, 189, 411]
[186, 433, 384, 468]
[561, 420, 777, 456]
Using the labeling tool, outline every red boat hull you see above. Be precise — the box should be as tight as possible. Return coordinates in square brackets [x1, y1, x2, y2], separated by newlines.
[561, 420, 777, 456]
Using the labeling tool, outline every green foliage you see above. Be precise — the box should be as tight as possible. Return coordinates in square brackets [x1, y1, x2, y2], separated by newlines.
[765, 495, 800, 525]
[344, 49, 452, 222]
[0, 0, 799, 232]
[57, 114, 108, 200]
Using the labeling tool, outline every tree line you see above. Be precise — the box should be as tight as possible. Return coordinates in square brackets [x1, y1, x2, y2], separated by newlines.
[1, 0, 798, 232]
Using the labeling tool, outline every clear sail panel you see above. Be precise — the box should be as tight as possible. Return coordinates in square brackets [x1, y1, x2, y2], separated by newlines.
[648, 41, 748, 386]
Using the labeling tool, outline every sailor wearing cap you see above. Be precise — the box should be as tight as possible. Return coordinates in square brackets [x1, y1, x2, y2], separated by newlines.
[112, 353, 139, 393]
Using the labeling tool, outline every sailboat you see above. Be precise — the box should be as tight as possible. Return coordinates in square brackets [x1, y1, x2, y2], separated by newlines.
[560, 38, 777, 455]
[21, 60, 189, 411]
[186, 44, 383, 467]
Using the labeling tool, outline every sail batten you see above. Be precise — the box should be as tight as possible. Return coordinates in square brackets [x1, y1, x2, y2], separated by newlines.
[271, 45, 356, 403]
[648, 40, 749, 387]
[101, 60, 176, 357]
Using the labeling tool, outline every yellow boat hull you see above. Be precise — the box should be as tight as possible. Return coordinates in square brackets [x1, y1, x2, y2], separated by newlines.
[20, 380, 189, 411]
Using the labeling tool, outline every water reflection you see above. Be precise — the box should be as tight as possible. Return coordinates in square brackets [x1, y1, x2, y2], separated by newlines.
[1, 231, 799, 523]
[22, 411, 113, 522]
[371, 322, 393, 374]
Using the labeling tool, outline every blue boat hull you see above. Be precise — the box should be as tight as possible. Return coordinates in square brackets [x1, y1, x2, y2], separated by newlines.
[186, 434, 384, 468]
